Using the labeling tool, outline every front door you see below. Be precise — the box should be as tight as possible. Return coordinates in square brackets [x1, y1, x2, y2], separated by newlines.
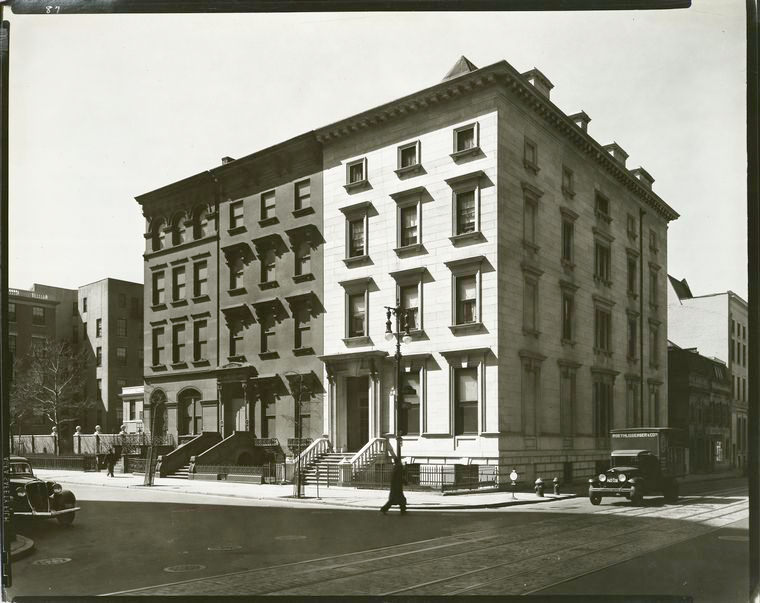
[224, 397, 246, 436]
[346, 376, 369, 452]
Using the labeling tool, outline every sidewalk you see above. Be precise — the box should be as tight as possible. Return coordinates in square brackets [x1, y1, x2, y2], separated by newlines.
[33, 469, 576, 511]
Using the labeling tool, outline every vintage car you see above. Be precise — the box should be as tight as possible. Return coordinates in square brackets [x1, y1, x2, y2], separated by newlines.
[9, 456, 79, 525]
[588, 428, 686, 506]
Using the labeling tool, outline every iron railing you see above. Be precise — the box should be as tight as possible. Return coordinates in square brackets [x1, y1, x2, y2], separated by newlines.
[353, 464, 500, 493]
[26, 454, 99, 472]
[193, 463, 283, 483]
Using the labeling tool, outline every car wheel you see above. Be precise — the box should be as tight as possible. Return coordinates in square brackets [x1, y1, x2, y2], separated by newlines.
[55, 491, 76, 526]
[630, 485, 643, 506]
[589, 495, 602, 506]
[664, 481, 679, 503]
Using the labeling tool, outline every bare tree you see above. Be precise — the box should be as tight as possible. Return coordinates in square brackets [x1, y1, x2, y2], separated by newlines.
[11, 338, 95, 454]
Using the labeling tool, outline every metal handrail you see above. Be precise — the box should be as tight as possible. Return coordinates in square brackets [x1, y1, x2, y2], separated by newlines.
[296, 437, 330, 468]
[349, 437, 388, 476]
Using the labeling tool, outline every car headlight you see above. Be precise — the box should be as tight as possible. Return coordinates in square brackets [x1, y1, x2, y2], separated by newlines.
[598, 474, 607, 482]
[52, 483, 63, 494]
[15, 487, 26, 497]
[618, 473, 627, 483]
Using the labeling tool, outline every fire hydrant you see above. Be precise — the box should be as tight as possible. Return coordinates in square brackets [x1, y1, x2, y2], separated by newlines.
[534, 477, 544, 497]
[553, 476, 560, 495]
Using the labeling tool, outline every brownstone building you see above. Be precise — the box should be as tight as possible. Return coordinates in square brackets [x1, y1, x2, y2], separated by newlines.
[137, 133, 324, 468]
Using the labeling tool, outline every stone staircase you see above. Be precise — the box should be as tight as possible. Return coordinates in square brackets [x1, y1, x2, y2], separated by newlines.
[301, 452, 353, 486]
[165, 463, 191, 479]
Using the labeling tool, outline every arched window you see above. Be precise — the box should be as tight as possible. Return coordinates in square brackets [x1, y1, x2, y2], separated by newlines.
[172, 214, 186, 246]
[178, 389, 202, 436]
[194, 208, 209, 239]
[151, 219, 166, 252]
[149, 389, 168, 435]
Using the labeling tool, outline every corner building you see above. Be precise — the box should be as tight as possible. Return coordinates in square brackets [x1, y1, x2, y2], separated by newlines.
[137, 134, 324, 457]
[317, 57, 678, 482]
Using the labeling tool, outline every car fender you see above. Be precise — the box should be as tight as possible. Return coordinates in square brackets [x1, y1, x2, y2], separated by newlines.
[53, 490, 76, 510]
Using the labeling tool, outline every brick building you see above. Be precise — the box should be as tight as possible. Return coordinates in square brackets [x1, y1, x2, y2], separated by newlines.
[136, 134, 324, 460]
[667, 276, 749, 468]
[667, 343, 732, 474]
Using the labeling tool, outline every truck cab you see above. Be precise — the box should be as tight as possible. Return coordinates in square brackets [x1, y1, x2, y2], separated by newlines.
[588, 428, 686, 506]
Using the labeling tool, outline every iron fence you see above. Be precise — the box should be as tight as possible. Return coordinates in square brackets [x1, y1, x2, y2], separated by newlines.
[25, 454, 99, 472]
[194, 463, 283, 483]
[353, 464, 500, 492]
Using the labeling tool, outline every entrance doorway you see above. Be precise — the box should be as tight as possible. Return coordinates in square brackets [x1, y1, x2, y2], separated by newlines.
[346, 376, 369, 452]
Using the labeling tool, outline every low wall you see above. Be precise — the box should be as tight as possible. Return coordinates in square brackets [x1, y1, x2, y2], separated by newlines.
[13, 435, 57, 456]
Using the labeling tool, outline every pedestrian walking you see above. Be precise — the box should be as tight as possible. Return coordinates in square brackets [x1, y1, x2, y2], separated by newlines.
[106, 448, 116, 477]
[380, 458, 407, 514]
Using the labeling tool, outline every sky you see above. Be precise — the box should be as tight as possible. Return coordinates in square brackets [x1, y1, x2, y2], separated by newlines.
[5, 2, 747, 299]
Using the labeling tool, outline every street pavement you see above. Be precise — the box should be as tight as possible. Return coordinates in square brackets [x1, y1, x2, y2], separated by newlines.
[4, 474, 748, 601]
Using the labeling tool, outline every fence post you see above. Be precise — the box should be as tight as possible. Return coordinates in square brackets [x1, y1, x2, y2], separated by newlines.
[31, 434, 35, 454]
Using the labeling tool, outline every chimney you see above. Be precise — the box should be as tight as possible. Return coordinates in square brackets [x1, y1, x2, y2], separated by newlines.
[521, 68, 554, 99]
[568, 111, 591, 132]
[631, 167, 655, 190]
[221, 156, 235, 165]
[603, 143, 629, 167]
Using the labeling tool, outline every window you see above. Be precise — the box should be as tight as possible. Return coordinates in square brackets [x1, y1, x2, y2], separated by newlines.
[399, 368, 421, 436]
[347, 293, 366, 337]
[561, 166, 575, 196]
[172, 324, 186, 364]
[649, 324, 659, 367]
[593, 378, 613, 437]
[8, 302, 15, 322]
[261, 190, 276, 221]
[594, 242, 611, 283]
[561, 219, 573, 263]
[455, 189, 477, 235]
[594, 307, 612, 352]
[456, 275, 477, 324]
[118, 293, 126, 308]
[294, 306, 311, 349]
[193, 320, 207, 361]
[117, 318, 127, 337]
[131, 296, 141, 318]
[152, 327, 165, 366]
[743, 325, 746, 339]
[229, 321, 244, 358]
[129, 400, 136, 421]
[32, 306, 45, 325]
[229, 256, 245, 290]
[193, 261, 208, 297]
[523, 279, 538, 333]
[400, 284, 419, 331]
[229, 201, 244, 230]
[82, 322, 87, 340]
[454, 367, 478, 435]
[9, 334, 16, 357]
[172, 266, 186, 301]
[627, 256, 637, 296]
[649, 269, 659, 308]
[194, 208, 209, 239]
[523, 137, 538, 172]
[627, 316, 638, 360]
[648, 384, 660, 425]
[262, 400, 277, 438]
[398, 141, 419, 168]
[82, 297, 88, 313]
[453, 123, 478, 153]
[561, 292, 574, 341]
[96, 318, 102, 337]
[261, 249, 276, 284]
[595, 192, 610, 220]
[96, 346, 102, 366]
[627, 379, 641, 427]
[743, 343, 747, 367]
[399, 205, 419, 247]
[116, 347, 127, 366]
[294, 180, 311, 211]
[346, 158, 366, 184]
[649, 228, 658, 252]
[347, 217, 366, 258]
[523, 195, 537, 247]
[260, 314, 276, 353]
[152, 271, 165, 306]
[294, 242, 311, 276]
[559, 365, 577, 438]
[97, 379, 102, 401]
[172, 215, 186, 246]
[151, 219, 165, 252]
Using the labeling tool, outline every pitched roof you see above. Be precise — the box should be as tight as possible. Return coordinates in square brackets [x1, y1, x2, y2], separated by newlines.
[442, 56, 479, 81]
[668, 275, 693, 300]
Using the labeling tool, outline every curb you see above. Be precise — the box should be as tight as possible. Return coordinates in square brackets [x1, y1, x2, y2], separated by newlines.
[10, 534, 35, 561]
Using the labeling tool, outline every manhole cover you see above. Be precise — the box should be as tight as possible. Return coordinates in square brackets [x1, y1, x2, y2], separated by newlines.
[33, 558, 72, 566]
[208, 545, 242, 551]
[718, 535, 749, 542]
[164, 564, 206, 573]
[275, 535, 307, 541]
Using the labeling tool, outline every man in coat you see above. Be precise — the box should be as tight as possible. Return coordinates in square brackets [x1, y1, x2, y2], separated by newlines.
[106, 448, 116, 477]
[380, 458, 407, 514]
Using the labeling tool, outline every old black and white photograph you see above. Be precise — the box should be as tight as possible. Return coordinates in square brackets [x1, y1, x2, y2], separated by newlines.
[0, 1, 755, 601]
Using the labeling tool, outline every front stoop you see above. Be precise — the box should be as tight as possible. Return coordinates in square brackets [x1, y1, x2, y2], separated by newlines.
[10, 534, 35, 560]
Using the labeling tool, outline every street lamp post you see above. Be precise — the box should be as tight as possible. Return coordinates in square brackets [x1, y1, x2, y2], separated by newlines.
[285, 371, 309, 499]
[384, 299, 412, 497]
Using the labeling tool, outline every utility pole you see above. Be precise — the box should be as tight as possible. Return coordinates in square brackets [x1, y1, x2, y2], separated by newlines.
[384, 299, 411, 494]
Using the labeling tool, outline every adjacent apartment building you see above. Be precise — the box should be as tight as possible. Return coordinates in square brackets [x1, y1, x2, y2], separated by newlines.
[138, 56, 678, 482]
[667, 276, 749, 469]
